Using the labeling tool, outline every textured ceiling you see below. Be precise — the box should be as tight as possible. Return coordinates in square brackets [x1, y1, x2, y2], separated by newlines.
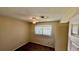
[0, 7, 78, 22]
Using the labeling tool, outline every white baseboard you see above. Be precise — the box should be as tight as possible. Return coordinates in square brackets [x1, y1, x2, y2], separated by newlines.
[31, 41, 54, 48]
[11, 42, 29, 51]
[11, 41, 54, 51]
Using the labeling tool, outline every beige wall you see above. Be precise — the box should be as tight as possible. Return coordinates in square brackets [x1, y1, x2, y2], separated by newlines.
[0, 15, 69, 51]
[55, 23, 69, 51]
[0, 16, 30, 51]
[30, 21, 59, 48]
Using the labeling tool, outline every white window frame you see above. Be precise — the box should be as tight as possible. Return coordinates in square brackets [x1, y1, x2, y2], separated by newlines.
[35, 25, 52, 36]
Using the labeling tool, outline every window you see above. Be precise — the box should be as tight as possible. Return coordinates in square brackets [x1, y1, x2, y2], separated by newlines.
[35, 25, 52, 36]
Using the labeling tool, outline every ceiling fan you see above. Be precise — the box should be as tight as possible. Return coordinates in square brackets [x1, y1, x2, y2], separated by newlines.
[31, 16, 48, 24]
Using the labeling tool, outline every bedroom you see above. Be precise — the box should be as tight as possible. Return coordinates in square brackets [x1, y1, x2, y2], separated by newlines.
[0, 7, 78, 51]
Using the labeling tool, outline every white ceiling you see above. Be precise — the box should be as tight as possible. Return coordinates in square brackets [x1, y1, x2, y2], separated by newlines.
[0, 7, 78, 22]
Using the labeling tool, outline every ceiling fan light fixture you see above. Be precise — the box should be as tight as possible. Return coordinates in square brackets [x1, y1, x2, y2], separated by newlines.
[32, 21, 37, 24]
[31, 16, 39, 24]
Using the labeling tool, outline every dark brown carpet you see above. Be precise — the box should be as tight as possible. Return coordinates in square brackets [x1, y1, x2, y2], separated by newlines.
[15, 42, 55, 51]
